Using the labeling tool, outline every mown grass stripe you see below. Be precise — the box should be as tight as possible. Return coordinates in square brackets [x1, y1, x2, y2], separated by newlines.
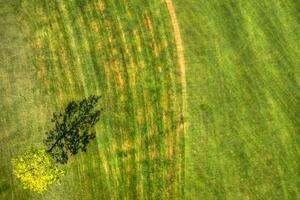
[1, 0, 184, 199]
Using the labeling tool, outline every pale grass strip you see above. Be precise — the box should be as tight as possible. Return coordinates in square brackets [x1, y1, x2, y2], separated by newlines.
[165, 0, 187, 133]
[165, 1, 187, 195]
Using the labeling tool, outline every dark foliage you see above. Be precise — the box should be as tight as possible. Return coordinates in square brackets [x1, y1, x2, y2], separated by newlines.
[44, 95, 102, 164]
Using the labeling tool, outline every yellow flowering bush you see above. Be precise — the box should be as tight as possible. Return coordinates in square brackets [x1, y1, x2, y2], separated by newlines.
[11, 148, 65, 193]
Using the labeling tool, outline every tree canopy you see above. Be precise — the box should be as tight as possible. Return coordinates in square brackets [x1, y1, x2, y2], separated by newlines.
[12, 95, 102, 193]
[12, 148, 64, 193]
[44, 95, 102, 164]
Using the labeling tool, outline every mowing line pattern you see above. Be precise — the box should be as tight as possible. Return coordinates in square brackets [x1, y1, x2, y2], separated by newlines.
[0, 0, 185, 199]
[165, 1, 187, 196]
[174, 0, 300, 199]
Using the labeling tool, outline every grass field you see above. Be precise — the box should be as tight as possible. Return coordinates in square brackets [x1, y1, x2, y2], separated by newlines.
[0, 0, 184, 199]
[174, 0, 300, 199]
[1, 0, 299, 200]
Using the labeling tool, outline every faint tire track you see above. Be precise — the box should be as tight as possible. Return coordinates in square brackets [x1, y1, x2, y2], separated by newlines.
[165, 0, 187, 133]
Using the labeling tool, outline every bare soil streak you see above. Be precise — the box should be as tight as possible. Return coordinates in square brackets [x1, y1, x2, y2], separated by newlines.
[165, 0, 187, 133]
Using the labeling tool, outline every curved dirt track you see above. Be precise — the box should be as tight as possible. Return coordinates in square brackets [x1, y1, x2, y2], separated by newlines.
[165, 0, 187, 133]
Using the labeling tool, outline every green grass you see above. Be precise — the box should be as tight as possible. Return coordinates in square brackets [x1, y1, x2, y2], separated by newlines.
[174, 0, 300, 199]
[1, 0, 299, 199]
[0, 0, 184, 199]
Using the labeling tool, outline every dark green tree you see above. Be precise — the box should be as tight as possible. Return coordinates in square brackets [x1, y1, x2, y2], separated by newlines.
[44, 95, 102, 164]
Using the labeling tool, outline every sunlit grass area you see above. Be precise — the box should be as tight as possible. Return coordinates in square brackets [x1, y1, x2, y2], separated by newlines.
[1, 0, 299, 199]
[174, 0, 300, 199]
[0, 0, 184, 199]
